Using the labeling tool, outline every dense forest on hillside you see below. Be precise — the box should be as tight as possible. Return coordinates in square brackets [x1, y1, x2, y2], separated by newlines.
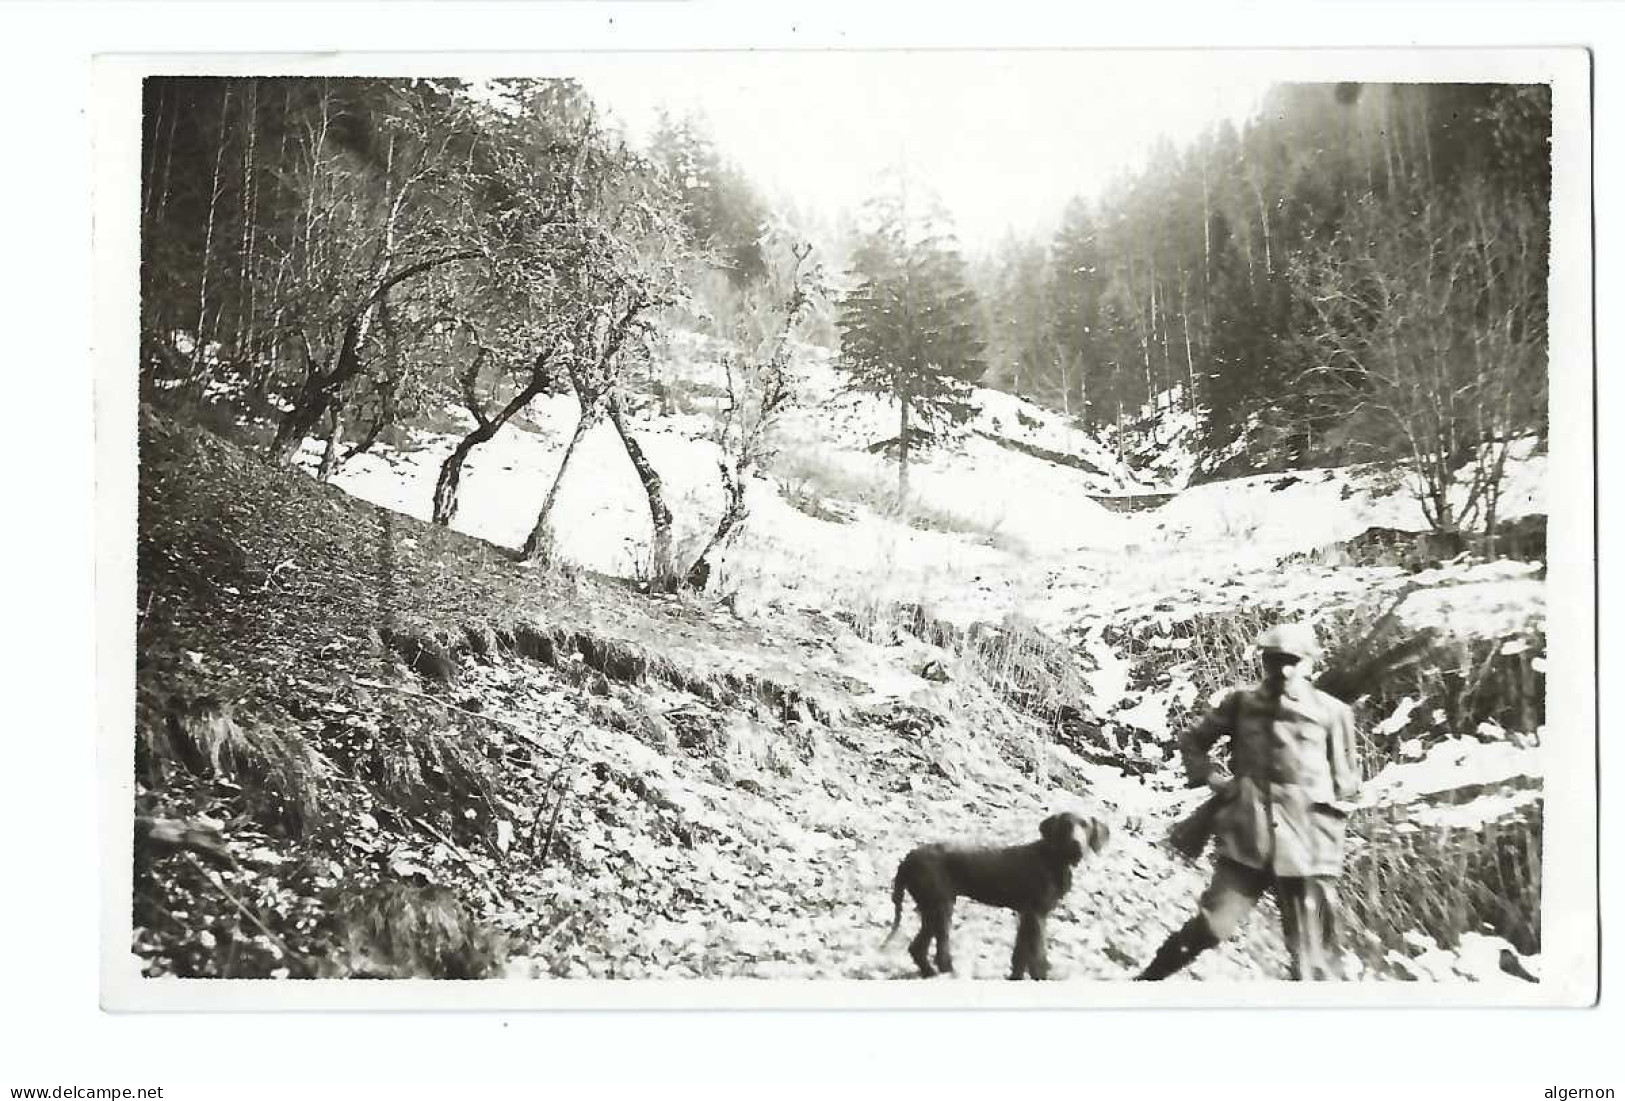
[142, 77, 1552, 540]
[976, 83, 1551, 486]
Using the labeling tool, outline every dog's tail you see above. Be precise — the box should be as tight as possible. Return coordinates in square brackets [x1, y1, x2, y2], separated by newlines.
[881, 860, 907, 948]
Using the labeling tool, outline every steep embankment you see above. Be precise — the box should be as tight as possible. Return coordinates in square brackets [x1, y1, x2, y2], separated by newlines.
[134, 408, 1297, 981]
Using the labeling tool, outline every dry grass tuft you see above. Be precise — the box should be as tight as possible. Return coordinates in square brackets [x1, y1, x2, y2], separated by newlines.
[378, 626, 460, 683]
[140, 696, 328, 835]
[334, 882, 506, 978]
[768, 448, 1026, 551]
[1343, 801, 1542, 956]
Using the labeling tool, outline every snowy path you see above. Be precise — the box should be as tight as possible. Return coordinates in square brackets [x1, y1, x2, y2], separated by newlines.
[501, 752, 1294, 983]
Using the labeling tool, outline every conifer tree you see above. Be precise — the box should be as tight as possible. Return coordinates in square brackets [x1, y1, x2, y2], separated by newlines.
[837, 183, 985, 497]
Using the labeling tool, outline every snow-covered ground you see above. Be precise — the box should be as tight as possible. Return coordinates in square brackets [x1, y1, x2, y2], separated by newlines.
[289, 342, 1547, 980]
[298, 347, 1144, 620]
[1152, 444, 1545, 560]
[301, 348, 1544, 646]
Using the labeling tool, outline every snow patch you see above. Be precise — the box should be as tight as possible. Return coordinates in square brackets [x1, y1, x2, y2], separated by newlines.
[1116, 694, 1170, 740]
[1407, 788, 1541, 830]
[1394, 571, 1544, 639]
[1366, 738, 1541, 803]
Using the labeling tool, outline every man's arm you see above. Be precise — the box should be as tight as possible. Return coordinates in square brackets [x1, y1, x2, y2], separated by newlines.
[1180, 690, 1237, 789]
[1327, 697, 1363, 804]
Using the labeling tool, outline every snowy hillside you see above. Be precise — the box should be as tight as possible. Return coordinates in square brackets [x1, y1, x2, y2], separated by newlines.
[296, 346, 1153, 618]
[298, 349, 1544, 639]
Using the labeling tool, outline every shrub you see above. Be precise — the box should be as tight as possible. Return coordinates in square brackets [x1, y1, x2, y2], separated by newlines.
[362, 714, 502, 829]
[838, 598, 1089, 730]
[1315, 601, 1545, 775]
[964, 617, 1092, 721]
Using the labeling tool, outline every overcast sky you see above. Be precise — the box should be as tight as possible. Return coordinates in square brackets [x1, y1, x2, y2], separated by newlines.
[568, 52, 1276, 253]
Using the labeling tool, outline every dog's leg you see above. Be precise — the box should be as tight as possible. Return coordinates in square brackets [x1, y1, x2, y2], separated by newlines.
[1010, 920, 1028, 980]
[908, 916, 936, 977]
[1028, 913, 1050, 980]
[1007, 915, 1046, 980]
[932, 899, 956, 974]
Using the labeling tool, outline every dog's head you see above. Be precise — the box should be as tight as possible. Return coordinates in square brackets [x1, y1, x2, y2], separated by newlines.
[1039, 812, 1110, 865]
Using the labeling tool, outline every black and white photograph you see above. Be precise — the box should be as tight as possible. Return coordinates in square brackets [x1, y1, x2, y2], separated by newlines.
[95, 46, 1594, 1009]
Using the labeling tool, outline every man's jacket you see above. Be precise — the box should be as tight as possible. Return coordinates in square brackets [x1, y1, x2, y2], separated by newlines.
[1178, 679, 1363, 877]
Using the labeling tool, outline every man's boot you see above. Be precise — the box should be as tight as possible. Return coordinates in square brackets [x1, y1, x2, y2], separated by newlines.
[1135, 916, 1220, 981]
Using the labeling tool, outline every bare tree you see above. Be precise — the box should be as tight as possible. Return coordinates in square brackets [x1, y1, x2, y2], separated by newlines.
[521, 287, 654, 564]
[262, 83, 483, 465]
[189, 84, 232, 386]
[1293, 177, 1547, 545]
[430, 318, 561, 527]
[683, 235, 823, 591]
[492, 94, 687, 574]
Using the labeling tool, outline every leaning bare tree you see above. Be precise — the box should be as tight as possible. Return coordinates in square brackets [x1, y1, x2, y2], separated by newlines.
[595, 221, 691, 591]
[1292, 176, 1547, 548]
[314, 284, 439, 482]
[421, 84, 613, 527]
[260, 81, 484, 466]
[521, 270, 663, 566]
[427, 309, 563, 527]
[683, 232, 824, 591]
[509, 97, 687, 577]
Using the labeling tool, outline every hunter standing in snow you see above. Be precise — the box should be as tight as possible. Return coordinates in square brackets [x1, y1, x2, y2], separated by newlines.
[1135, 622, 1363, 981]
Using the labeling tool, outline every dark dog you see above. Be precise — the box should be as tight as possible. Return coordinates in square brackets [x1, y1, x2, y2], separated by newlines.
[884, 811, 1110, 979]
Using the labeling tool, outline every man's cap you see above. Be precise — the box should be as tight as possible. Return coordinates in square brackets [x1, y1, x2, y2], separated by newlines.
[1256, 622, 1321, 659]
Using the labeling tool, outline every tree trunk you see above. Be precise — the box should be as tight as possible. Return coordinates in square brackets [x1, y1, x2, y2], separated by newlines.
[142, 84, 166, 222]
[1148, 273, 1167, 424]
[1200, 150, 1212, 295]
[1380, 91, 1398, 195]
[236, 79, 260, 364]
[1419, 92, 1435, 185]
[1179, 274, 1198, 409]
[255, 257, 290, 402]
[604, 391, 676, 590]
[432, 429, 491, 527]
[1250, 174, 1273, 276]
[317, 404, 344, 482]
[267, 386, 325, 463]
[154, 90, 179, 243]
[1114, 375, 1125, 466]
[1139, 307, 1154, 431]
[684, 462, 747, 591]
[267, 324, 357, 464]
[897, 393, 911, 501]
[523, 406, 597, 562]
[190, 85, 232, 384]
[434, 375, 552, 527]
